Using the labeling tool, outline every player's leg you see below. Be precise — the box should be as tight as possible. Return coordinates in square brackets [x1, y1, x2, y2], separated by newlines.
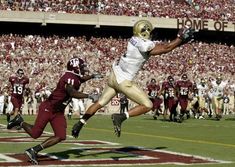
[71, 98, 80, 118]
[169, 98, 178, 122]
[217, 98, 223, 120]
[24, 102, 55, 165]
[22, 102, 50, 138]
[82, 70, 118, 121]
[7, 96, 24, 129]
[178, 98, 188, 122]
[212, 96, 222, 120]
[199, 96, 207, 119]
[111, 80, 153, 137]
[78, 99, 85, 117]
[72, 84, 117, 138]
[120, 104, 124, 114]
[119, 80, 153, 116]
[7, 96, 17, 122]
[163, 99, 169, 120]
[42, 112, 66, 148]
[152, 99, 161, 120]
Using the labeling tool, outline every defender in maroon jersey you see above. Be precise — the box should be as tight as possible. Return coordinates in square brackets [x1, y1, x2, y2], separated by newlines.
[147, 78, 163, 120]
[7, 57, 102, 165]
[161, 76, 178, 122]
[7, 68, 29, 122]
[175, 74, 193, 122]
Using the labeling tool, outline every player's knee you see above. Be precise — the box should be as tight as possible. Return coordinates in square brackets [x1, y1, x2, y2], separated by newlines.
[31, 132, 42, 139]
[98, 99, 107, 107]
[144, 100, 153, 111]
[57, 135, 66, 141]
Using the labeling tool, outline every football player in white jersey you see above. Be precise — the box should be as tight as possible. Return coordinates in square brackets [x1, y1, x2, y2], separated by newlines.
[210, 76, 228, 120]
[230, 83, 235, 113]
[71, 19, 195, 138]
[196, 78, 209, 119]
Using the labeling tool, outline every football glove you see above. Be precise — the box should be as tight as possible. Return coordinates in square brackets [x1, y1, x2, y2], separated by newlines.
[177, 25, 195, 41]
[92, 73, 103, 79]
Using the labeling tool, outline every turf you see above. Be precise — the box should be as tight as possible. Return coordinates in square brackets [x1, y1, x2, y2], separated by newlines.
[0, 114, 235, 167]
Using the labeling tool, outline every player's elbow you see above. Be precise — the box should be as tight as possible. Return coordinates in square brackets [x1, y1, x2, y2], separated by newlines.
[65, 85, 76, 97]
[144, 99, 153, 110]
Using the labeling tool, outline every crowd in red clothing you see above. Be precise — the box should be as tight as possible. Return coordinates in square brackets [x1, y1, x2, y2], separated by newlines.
[0, 34, 234, 93]
[0, 0, 234, 21]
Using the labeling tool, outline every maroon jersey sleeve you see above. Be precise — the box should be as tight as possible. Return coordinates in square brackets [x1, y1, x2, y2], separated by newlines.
[24, 77, 29, 85]
[9, 76, 15, 84]
[188, 81, 193, 91]
[47, 72, 82, 112]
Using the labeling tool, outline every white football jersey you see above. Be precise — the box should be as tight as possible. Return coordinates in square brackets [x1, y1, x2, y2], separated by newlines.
[211, 80, 227, 96]
[196, 83, 208, 97]
[112, 36, 155, 84]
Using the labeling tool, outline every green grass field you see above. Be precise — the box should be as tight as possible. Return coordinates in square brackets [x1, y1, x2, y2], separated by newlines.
[0, 114, 235, 167]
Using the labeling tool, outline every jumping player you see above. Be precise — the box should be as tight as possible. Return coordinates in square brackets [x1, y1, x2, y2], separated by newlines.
[71, 19, 194, 138]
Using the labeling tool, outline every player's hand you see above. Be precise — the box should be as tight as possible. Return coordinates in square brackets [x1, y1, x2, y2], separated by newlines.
[92, 73, 103, 79]
[177, 25, 195, 41]
[88, 92, 100, 102]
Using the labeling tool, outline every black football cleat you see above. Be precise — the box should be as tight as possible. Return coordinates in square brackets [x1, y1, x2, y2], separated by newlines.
[215, 114, 222, 121]
[25, 148, 38, 165]
[72, 121, 84, 138]
[7, 114, 24, 129]
[111, 113, 126, 137]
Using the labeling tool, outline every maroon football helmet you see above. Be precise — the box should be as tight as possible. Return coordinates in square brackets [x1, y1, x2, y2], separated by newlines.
[67, 57, 88, 76]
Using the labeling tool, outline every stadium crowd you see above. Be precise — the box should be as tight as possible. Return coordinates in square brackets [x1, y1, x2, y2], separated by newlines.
[0, 34, 234, 93]
[0, 0, 234, 21]
[0, 34, 234, 119]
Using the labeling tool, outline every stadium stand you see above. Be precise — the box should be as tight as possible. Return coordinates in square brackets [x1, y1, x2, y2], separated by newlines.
[0, 34, 234, 91]
[0, 0, 234, 21]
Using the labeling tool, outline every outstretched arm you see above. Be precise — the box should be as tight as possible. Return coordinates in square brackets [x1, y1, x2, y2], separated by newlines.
[149, 26, 194, 56]
[65, 84, 99, 102]
[80, 75, 93, 82]
[81, 73, 103, 82]
[149, 38, 182, 55]
[66, 84, 89, 99]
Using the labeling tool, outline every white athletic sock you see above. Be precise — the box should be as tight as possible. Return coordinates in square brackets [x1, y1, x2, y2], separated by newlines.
[124, 111, 129, 119]
[80, 119, 87, 124]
